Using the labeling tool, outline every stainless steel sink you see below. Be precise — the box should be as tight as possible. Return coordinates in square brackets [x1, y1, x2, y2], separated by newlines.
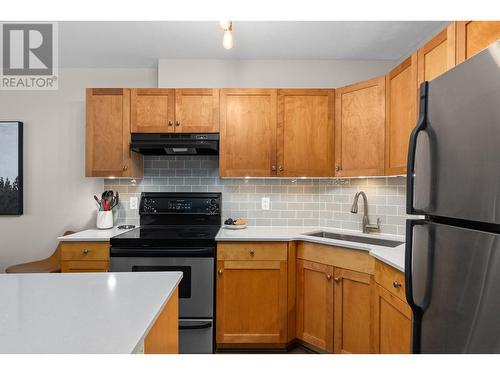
[304, 231, 404, 248]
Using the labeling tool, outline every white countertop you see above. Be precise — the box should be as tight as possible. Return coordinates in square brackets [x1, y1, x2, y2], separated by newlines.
[216, 226, 406, 272]
[0, 271, 182, 354]
[57, 226, 136, 241]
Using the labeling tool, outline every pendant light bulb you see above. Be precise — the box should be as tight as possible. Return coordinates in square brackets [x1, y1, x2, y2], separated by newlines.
[222, 30, 233, 50]
[219, 20, 231, 30]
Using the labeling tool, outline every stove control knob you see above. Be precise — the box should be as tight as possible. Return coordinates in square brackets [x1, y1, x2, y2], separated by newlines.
[210, 199, 217, 205]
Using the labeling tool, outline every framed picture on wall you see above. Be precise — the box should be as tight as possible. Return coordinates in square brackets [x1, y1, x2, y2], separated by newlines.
[0, 121, 23, 215]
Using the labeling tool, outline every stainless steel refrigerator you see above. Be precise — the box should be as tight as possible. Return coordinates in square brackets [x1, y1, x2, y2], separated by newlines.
[406, 41, 500, 353]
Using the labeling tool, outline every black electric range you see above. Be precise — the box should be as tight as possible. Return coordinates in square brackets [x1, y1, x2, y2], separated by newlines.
[109, 192, 221, 354]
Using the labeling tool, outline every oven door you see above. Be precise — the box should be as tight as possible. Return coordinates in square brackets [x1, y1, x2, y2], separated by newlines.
[109, 255, 213, 319]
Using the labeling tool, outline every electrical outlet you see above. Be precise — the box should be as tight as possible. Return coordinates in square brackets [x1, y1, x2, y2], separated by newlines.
[130, 196, 138, 210]
[261, 197, 270, 210]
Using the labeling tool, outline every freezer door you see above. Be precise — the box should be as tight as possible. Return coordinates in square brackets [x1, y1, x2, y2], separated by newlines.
[408, 43, 500, 224]
[406, 219, 500, 353]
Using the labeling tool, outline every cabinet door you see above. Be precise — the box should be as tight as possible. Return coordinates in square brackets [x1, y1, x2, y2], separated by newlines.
[131, 88, 175, 133]
[385, 54, 418, 175]
[86, 88, 142, 177]
[335, 76, 385, 177]
[333, 268, 373, 354]
[417, 23, 456, 85]
[220, 89, 277, 177]
[277, 89, 334, 177]
[373, 284, 412, 354]
[175, 89, 220, 132]
[216, 260, 287, 344]
[456, 21, 500, 63]
[296, 259, 334, 352]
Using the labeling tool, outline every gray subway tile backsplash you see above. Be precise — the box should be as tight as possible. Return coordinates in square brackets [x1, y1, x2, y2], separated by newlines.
[105, 156, 408, 235]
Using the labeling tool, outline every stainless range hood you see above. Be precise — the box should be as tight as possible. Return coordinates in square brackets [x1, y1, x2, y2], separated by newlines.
[130, 133, 219, 155]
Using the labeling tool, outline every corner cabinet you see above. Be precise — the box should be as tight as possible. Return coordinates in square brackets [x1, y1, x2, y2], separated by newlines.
[456, 21, 500, 64]
[219, 89, 278, 177]
[385, 54, 418, 175]
[216, 242, 289, 347]
[85, 88, 143, 177]
[334, 76, 386, 177]
[277, 89, 335, 177]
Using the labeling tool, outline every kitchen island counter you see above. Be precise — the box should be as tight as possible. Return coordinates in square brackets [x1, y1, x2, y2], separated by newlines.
[0, 271, 181, 354]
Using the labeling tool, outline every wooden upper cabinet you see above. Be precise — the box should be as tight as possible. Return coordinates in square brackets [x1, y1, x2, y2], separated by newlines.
[333, 268, 373, 354]
[385, 54, 418, 175]
[456, 21, 500, 63]
[175, 89, 220, 132]
[296, 259, 334, 353]
[219, 89, 277, 177]
[85, 88, 142, 177]
[373, 284, 412, 354]
[335, 76, 386, 177]
[277, 89, 334, 177]
[131, 88, 175, 133]
[417, 23, 456, 85]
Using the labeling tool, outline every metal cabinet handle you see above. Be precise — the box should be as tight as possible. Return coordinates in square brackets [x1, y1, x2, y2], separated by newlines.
[326, 274, 332, 281]
[271, 165, 277, 171]
[335, 164, 341, 172]
[82, 249, 89, 256]
[218, 269, 223, 276]
[122, 165, 128, 171]
[334, 276, 340, 282]
[175, 121, 180, 127]
[393, 280, 402, 288]
[249, 249, 255, 256]
[168, 121, 173, 126]
[278, 165, 283, 172]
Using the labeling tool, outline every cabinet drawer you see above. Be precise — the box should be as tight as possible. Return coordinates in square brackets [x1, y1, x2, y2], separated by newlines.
[61, 261, 109, 273]
[217, 242, 288, 261]
[374, 260, 406, 300]
[60, 242, 110, 261]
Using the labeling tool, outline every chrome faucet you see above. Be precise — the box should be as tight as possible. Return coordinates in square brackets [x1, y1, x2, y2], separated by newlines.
[350, 191, 381, 233]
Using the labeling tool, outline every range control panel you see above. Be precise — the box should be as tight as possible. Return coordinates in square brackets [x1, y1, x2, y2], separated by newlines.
[140, 193, 221, 215]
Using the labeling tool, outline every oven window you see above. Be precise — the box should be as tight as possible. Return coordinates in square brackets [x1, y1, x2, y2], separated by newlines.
[131, 265, 191, 298]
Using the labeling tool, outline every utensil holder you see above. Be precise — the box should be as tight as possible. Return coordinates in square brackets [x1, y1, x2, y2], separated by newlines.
[96, 211, 113, 229]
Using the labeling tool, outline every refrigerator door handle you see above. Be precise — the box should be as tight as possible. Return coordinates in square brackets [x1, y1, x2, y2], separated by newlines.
[407, 82, 429, 215]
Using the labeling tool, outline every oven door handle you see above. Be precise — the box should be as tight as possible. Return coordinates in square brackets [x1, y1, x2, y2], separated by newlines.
[110, 247, 214, 257]
[179, 322, 212, 330]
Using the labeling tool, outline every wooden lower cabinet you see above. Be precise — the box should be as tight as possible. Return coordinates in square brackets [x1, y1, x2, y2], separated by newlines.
[216, 242, 288, 346]
[60, 241, 110, 273]
[373, 284, 412, 354]
[333, 268, 373, 354]
[296, 259, 334, 353]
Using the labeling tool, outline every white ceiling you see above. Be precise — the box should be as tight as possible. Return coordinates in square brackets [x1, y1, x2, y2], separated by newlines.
[59, 21, 449, 68]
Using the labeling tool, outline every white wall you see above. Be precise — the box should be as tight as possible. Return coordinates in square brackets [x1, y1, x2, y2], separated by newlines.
[158, 59, 396, 88]
[0, 68, 157, 272]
